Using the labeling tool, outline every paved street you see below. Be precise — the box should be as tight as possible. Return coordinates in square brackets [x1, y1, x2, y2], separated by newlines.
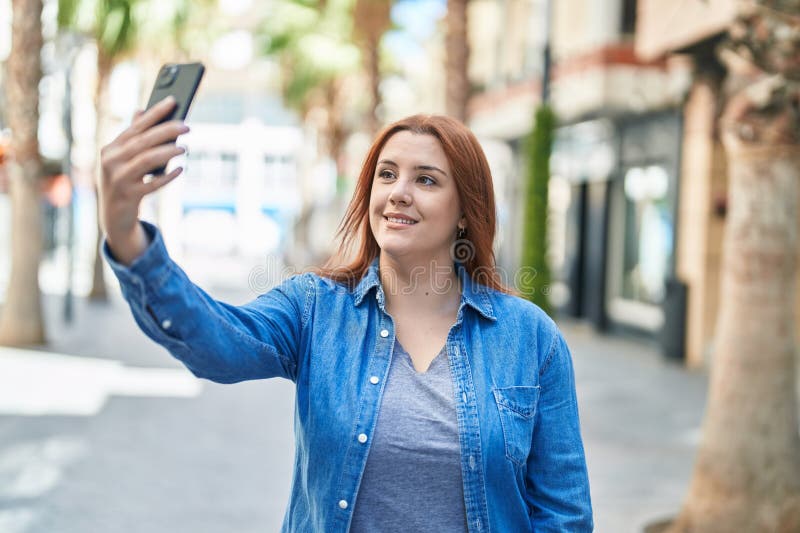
[0, 279, 708, 533]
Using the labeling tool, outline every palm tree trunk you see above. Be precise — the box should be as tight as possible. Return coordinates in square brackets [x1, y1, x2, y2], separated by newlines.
[353, 0, 391, 136]
[88, 51, 113, 301]
[664, 5, 800, 530]
[666, 144, 800, 532]
[445, 0, 469, 122]
[362, 33, 381, 136]
[0, 0, 46, 346]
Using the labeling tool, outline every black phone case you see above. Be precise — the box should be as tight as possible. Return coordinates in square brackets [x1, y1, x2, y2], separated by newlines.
[145, 62, 205, 175]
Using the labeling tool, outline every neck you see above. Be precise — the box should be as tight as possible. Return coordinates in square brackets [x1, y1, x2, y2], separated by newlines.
[379, 253, 462, 315]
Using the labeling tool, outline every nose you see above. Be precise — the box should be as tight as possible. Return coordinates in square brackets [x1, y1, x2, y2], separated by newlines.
[388, 175, 412, 206]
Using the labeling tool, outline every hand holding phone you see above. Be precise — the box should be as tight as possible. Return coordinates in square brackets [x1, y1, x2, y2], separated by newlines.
[97, 63, 204, 264]
[144, 62, 204, 175]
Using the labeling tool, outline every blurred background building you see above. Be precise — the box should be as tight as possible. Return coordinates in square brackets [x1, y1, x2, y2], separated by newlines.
[469, 0, 684, 340]
[464, 0, 798, 369]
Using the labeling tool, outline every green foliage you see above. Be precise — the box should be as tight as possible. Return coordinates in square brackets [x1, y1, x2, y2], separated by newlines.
[257, 0, 362, 112]
[97, 0, 136, 57]
[520, 105, 555, 316]
[58, 0, 138, 58]
[57, 0, 206, 60]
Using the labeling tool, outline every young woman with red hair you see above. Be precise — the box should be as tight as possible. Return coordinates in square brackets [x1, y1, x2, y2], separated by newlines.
[100, 98, 593, 532]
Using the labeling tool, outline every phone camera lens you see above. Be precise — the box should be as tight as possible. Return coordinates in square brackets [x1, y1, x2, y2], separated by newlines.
[156, 65, 179, 88]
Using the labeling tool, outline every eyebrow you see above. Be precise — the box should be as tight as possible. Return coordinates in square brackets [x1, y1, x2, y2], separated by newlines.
[377, 159, 448, 177]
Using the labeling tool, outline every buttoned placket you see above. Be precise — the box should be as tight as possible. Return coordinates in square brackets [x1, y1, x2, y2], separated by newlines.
[335, 287, 397, 532]
[447, 312, 491, 533]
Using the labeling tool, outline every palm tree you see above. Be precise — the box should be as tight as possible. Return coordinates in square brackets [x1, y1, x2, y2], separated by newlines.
[353, 0, 392, 135]
[0, 0, 46, 345]
[444, 0, 469, 122]
[664, 3, 800, 531]
[258, 0, 364, 265]
[260, 0, 361, 170]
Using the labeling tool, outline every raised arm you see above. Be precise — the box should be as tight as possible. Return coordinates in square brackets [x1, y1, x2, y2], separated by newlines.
[99, 97, 310, 384]
[525, 333, 593, 532]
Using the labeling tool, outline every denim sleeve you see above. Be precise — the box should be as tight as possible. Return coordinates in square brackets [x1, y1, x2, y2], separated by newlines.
[103, 221, 311, 384]
[526, 332, 593, 532]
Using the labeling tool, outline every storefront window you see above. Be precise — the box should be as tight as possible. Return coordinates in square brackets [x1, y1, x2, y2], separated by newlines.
[547, 175, 573, 307]
[620, 164, 673, 304]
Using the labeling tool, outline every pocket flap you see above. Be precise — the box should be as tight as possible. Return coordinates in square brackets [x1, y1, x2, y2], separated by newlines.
[492, 385, 540, 419]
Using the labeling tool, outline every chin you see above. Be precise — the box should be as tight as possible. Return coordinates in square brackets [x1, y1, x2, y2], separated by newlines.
[377, 240, 413, 257]
[376, 238, 416, 258]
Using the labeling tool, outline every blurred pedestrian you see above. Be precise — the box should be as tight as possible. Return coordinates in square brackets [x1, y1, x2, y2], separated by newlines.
[99, 96, 593, 532]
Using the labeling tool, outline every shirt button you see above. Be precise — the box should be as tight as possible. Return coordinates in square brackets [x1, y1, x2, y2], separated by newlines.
[358, 433, 368, 444]
[338, 499, 348, 510]
[161, 319, 172, 330]
[369, 376, 380, 385]
[380, 329, 389, 338]
[462, 392, 467, 403]
[469, 455, 476, 470]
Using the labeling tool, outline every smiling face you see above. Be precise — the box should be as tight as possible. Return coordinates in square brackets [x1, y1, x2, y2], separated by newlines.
[368, 131, 464, 266]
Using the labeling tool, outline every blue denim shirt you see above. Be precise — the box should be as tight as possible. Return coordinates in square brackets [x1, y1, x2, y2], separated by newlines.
[104, 221, 593, 532]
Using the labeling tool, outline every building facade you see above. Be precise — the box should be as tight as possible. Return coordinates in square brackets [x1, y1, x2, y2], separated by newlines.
[468, 0, 691, 354]
[636, 0, 800, 368]
[469, 0, 800, 368]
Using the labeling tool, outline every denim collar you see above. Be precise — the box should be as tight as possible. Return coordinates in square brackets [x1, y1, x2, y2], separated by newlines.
[353, 256, 496, 321]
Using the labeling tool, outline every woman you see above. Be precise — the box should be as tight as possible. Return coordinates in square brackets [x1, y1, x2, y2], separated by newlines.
[100, 96, 593, 532]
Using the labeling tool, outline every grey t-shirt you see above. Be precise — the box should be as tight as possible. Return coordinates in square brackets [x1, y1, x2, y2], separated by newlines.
[349, 339, 468, 532]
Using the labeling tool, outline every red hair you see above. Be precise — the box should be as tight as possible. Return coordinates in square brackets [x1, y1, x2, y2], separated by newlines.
[316, 114, 513, 295]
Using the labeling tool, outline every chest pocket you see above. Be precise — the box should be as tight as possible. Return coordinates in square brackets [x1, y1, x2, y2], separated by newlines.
[493, 385, 540, 467]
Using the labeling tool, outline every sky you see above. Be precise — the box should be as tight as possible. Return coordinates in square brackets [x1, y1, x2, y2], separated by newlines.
[385, 0, 447, 60]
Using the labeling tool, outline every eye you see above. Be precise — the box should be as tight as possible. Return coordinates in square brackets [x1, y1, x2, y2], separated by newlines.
[418, 175, 436, 186]
[377, 169, 396, 180]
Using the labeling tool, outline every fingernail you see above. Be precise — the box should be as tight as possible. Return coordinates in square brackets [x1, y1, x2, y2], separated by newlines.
[163, 95, 176, 105]
[180, 125, 190, 133]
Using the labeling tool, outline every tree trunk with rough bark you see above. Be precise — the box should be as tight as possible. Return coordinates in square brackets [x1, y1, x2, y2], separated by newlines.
[0, 0, 46, 346]
[445, 0, 469, 122]
[665, 3, 800, 531]
[666, 144, 800, 532]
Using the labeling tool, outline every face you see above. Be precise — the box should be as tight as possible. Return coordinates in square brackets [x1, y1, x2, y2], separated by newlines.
[369, 131, 464, 264]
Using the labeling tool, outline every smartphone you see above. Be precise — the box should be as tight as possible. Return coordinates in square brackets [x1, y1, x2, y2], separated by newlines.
[144, 62, 205, 175]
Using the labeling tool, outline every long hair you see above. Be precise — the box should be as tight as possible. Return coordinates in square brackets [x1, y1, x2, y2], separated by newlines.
[316, 114, 513, 294]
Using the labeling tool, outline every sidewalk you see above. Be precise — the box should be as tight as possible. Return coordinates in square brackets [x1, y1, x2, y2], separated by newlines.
[561, 320, 707, 532]
[1, 290, 708, 533]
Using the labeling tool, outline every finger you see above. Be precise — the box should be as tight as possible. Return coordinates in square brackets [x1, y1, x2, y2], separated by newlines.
[136, 166, 183, 197]
[117, 121, 190, 161]
[103, 120, 188, 173]
[111, 107, 163, 147]
[133, 95, 177, 132]
[117, 144, 186, 184]
[118, 96, 177, 143]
